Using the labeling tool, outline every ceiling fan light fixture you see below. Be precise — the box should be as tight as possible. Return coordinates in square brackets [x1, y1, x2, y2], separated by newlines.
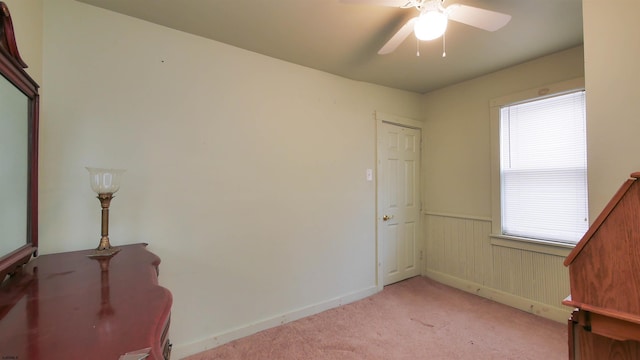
[414, 11, 448, 41]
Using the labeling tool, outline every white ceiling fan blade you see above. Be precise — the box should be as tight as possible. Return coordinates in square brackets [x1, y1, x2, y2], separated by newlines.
[339, 0, 412, 7]
[446, 4, 511, 32]
[378, 17, 417, 54]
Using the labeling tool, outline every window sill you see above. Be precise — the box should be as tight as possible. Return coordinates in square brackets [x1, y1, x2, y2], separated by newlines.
[490, 234, 574, 257]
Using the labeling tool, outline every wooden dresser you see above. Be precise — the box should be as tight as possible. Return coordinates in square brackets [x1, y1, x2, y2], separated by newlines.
[0, 243, 172, 360]
[564, 172, 640, 358]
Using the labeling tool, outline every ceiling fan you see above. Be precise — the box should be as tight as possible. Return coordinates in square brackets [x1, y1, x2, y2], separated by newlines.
[343, 0, 511, 55]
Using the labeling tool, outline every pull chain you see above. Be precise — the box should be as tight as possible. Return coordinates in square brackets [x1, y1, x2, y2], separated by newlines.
[416, 37, 420, 57]
[442, 32, 447, 58]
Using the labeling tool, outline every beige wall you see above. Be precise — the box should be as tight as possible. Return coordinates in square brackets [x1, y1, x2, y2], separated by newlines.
[9, 0, 639, 356]
[38, 0, 422, 357]
[421, 0, 640, 322]
[420, 47, 585, 322]
[421, 46, 585, 218]
[583, 0, 640, 217]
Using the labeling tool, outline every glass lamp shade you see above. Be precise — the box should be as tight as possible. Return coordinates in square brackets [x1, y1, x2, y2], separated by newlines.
[414, 11, 448, 41]
[86, 167, 126, 194]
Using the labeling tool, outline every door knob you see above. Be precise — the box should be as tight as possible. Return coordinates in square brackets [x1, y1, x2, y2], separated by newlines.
[383, 215, 393, 221]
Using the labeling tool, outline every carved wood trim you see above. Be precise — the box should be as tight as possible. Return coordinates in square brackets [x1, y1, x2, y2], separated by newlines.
[0, 1, 27, 68]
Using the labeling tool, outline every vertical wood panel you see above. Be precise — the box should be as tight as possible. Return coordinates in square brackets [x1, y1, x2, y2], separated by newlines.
[425, 215, 444, 272]
[404, 159, 415, 207]
[491, 246, 569, 307]
[385, 224, 399, 275]
[405, 221, 416, 270]
[388, 159, 398, 208]
[424, 213, 570, 315]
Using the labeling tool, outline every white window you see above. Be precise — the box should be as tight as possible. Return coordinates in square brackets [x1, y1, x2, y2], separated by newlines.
[491, 79, 589, 245]
[490, 78, 588, 246]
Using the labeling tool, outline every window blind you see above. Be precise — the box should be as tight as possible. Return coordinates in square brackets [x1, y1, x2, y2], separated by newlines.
[500, 90, 588, 244]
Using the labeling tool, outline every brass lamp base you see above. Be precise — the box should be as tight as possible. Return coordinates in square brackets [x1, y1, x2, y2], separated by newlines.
[87, 192, 120, 258]
[87, 236, 121, 258]
[88, 247, 120, 258]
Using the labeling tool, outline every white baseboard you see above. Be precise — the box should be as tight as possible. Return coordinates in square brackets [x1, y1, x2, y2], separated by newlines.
[424, 270, 573, 324]
[172, 285, 379, 359]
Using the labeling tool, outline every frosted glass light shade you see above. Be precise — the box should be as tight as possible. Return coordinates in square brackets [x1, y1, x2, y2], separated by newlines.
[86, 167, 126, 194]
[414, 11, 448, 41]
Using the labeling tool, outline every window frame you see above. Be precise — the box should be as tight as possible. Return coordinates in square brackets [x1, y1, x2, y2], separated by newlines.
[489, 77, 586, 250]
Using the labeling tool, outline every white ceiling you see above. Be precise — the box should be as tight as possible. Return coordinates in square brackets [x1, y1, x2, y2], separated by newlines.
[74, 0, 583, 94]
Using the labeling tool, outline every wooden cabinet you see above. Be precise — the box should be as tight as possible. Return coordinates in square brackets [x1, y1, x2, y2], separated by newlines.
[564, 172, 640, 359]
[0, 243, 172, 360]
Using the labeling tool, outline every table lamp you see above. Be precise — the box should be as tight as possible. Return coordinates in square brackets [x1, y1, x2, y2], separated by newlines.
[86, 167, 125, 257]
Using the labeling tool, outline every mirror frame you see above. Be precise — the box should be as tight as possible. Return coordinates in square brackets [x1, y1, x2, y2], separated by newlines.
[0, 1, 39, 281]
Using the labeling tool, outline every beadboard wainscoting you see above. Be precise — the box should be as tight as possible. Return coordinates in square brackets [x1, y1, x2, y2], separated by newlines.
[423, 212, 574, 323]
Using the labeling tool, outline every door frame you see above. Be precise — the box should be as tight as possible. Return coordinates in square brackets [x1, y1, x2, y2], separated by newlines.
[375, 111, 424, 291]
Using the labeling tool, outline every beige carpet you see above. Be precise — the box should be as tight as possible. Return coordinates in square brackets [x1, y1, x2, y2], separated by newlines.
[185, 276, 567, 359]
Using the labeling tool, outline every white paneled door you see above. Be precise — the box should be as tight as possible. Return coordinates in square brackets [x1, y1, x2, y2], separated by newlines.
[380, 122, 421, 286]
